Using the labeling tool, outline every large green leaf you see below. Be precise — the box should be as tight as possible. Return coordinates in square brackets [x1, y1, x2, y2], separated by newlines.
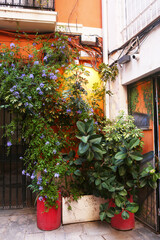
[87, 150, 94, 161]
[119, 189, 127, 196]
[76, 121, 86, 134]
[86, 120, 94, 134]
[81, 135, 89, 143]
[102, 182, 109, 189]
[78, 142, 89, 155]
[106, 209, 115, 218]
[121, 211, 129, 220]
[115, 152, 127, 160]
[94, 151, 103, 160]
[115, 195, 124, 207]
[126, 203, 139, 213]
[129, 153, 143, 161]
[89, 134, 102, 144]
[129, 138, 140, 149]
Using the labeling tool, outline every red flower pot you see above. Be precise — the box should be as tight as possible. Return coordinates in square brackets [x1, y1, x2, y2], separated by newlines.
[109, 195, 135, 230]
[37, 192, 61, 231]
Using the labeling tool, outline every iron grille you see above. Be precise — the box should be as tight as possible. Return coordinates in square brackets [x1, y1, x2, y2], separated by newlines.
[0, 0, 55, 11]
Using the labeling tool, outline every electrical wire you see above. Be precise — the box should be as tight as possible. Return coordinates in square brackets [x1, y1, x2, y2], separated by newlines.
[68, 0, 79, 34]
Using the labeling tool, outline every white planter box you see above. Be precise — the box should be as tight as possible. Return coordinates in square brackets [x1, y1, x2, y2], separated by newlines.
[62, 195, 106, 225]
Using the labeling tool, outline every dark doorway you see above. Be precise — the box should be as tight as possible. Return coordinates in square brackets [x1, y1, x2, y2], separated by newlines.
[128, 76, 160, 232]
[0, 105, 34, 209]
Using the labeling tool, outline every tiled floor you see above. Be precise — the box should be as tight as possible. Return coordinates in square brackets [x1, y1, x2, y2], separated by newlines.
[0, 208, 160, 240]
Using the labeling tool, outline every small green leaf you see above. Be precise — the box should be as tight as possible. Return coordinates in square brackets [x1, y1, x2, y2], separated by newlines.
[119, 189, 127, 196]
[76, 121, 86, 134]
[78, 142, 89, 155]
[74, 170, 81, 176]
[81, 135, 89, 143]
[121, 211, 129, 220]
[129, 153, 143, 161]
[100, 211, 106, 221]
[129, 138, 140, 149]
[95, 179, 101, 186]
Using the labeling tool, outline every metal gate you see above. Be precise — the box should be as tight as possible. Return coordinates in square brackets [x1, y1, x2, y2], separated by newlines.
[128, 75, 160, 232]
[0, 104, 34, 209]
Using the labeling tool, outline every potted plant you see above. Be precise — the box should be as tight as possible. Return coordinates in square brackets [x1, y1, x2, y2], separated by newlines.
[88, 112, 160, 230]
[0, 32, 97, 230]
[74, 113, 160, 230]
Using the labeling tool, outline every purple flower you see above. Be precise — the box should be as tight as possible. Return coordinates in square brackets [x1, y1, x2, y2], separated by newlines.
[33, 43, 36, 46]
[28, 96, 32, 100]
[54, 173, 59, 178]
[77, 110, 82, 114]
[36, 87, 40, 91]
[45, 141, 49, 145]
[26, 173, 30, 177]
[0, 63, 2, 67]
[34, 61, 39, 65]
[62, 45, 65, 49]
[21, 74, 25, 78]
[43, 56, 48, 61]
[4, 70, 9, 75]
[49, 73, 57, 80]
[68, 38, 71, 42]
[7, 141, 12, 147]
[40, 134, 45, 139]
[10, 43, 15, 48]
[29, 54, 33, 59]
[56, 163, 60, 166]
[66, 109, 71, 113]
[29, 74, 34, 79]
[34, 161, 37, 165]
[31, 174, 35, 179]
[44, 169, 47, 173]
[53, 149, 57, 154]
[56, 141, 60, 146]
[13, 91, 20, 97]
[95, 121, 98, 125]
[24, 102, 29, 107]
[19, 156, 23, 160]
[45, 195, 48, 198]
[39, 186, 43, 191]
[22, 170, 25, 175]
[40, 83, 44, 88]
[42, 71, 46, 77]
[38, 91, 43, 95]
[11, 63, 15, 68]
[51, 43, 54, 47]
[39, 196, 43, 201]
[55, 70, 59, 73]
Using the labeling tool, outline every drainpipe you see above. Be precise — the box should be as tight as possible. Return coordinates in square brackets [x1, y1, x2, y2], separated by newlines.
[102, 0, 110, 119]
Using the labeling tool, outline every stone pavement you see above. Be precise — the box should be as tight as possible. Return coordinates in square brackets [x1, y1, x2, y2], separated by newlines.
[1, 208, 160, 240]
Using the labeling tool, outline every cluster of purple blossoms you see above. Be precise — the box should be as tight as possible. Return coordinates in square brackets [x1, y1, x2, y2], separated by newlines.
[13, 91, 20, 98]
[24, 102, 29, 107]
[40, 83, 44, 88]
[29, 74, 34, 79]
[4, 70, 9, 75]
[7, 141, 12, 147]
[39, 196, 43, 201]
[28, 96, 32, 100]
[36, 87, 43, 95]
[10, 85, 17, 92]
[10, 43, 15, 48]
[43, 55, 48, 62]
[34, 61, 39, 65]
[66, 109, 71, 113]
[77, 110, 82, 114]
[40, 134, 45, 139]
[31, 172, 35, 179]
[54, 173, 59, 178]
[49, 73, 57, 80]
[53, 149, 57, 154]
[37, 176, 42, 185]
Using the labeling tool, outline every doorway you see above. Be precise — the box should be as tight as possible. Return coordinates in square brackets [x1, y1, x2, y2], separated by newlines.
[128, 76, 160, 232]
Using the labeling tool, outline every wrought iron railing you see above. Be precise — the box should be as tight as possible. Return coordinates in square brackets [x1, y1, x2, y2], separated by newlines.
[0, 0, 55, 11]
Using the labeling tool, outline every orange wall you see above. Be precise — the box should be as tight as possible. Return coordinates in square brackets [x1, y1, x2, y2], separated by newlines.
[55, 0, 102, 28]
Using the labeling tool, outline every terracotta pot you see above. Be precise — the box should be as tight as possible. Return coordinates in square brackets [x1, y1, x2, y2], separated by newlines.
[109, 195, 135, 230]
[37, 192, 61, 231]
